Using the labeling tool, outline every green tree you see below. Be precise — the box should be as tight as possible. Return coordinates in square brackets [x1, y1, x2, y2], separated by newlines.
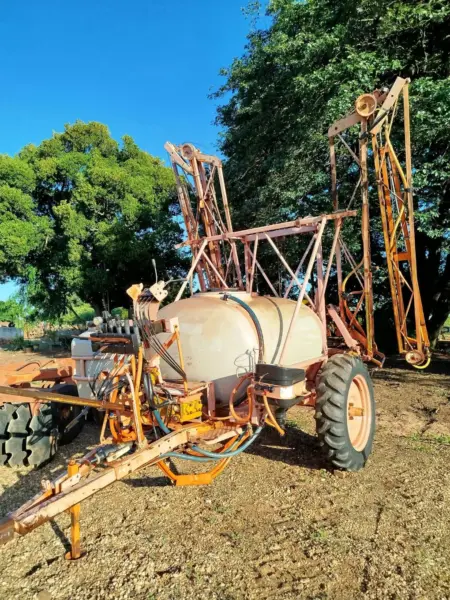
[0, 298, 27, 327]
[58, 297, 96, 326]
[0, 155, 51, 278]
[110, 306, 129, 319]
[215, 0, 450, 346]
[0, 122, 185, 317]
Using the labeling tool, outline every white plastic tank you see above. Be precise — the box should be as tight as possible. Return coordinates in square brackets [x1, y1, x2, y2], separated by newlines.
[156, 291, 323, 402]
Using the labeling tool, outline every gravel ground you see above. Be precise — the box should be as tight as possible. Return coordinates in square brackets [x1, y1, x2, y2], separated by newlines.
[0, 350, 449, 600]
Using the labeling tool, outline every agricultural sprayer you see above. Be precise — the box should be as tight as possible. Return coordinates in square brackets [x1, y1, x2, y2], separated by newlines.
[0, 77, 430, 559]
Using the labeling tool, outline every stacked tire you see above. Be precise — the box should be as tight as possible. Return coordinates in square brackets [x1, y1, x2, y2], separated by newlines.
[0, 402, 56, 466]
[0, 384, 84, 467]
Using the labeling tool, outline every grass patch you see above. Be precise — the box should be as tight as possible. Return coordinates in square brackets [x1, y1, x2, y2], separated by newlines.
[311, 528, 329, 542]
[408, 432, 450, 447]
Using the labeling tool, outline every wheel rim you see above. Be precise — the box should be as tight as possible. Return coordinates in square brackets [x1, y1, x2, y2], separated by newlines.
[346, 374, 372, 451]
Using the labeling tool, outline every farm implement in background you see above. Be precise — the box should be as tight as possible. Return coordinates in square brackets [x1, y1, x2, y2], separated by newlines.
[0, 358, 84, 466]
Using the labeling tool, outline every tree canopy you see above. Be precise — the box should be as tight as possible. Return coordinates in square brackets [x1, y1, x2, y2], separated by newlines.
[215, 0, 450, 343]
[0, 122, 185, 318]
[0, 298, 29, 327]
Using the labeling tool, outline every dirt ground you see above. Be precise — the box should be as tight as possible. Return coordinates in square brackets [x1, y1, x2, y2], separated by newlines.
[0, 349, 449, 600]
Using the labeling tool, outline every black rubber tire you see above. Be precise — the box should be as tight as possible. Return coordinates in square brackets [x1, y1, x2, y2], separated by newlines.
[314, 354, 375, 472]
[0, 402, 57, 467]
[27, 403, 57, 466]
[52, 384, 84, 445]
[0, 404, 16, 465]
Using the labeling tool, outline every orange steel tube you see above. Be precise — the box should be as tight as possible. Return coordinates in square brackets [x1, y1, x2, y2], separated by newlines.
[359, 119, 374, 356]
[0, 386, 129, 413]
[229, 373, 254, 424]
[66, 461, 82, 560]
[130, 354, 136, 379]
[174, 326, 188, 393]
[262, 395, 285, 436]
[176, 211, 356, 249]
[373, 140, 404, 353]
[403, 83, 427, 352]
[134, 347, 143, 400]
[128, 371, 145, 445]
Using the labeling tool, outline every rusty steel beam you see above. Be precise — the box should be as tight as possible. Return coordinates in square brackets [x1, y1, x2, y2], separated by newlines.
[0, 385, 130, 413]
[176, 211, 357, 249]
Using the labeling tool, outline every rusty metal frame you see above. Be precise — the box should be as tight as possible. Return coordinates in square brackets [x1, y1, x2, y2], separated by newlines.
[165, 141, 243, 291]
[0, 201, 364, 556]
[170, 208, 360, 364]
[328, 76, 429, 366]
[166, 135, 391, 363]
[0, 358, 75, 413]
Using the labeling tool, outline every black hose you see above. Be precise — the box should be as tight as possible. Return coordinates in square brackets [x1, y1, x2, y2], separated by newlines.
[143, 372, 172, 409]
[221, 293, 265, 363]
[134, 305, 186, 380]
[143, 372, 154, 406]
[263, 296, 283, 364]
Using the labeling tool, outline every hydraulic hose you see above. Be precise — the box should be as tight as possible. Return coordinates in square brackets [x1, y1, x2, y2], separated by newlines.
[162, 452, 222, 463]
[144, 374, 172, 410]
[190, 426, 262, 458]
[161, 431, 247, 463]
[262, 395, 285, 437]
[412, 356, 431, 370]
[221, 293, 265, 362]
[143, 372, 154, 406]
[153, 407, 171, 434]
[156, 415, 262, 461]
[154, 402, 262, 458]
[229, 373, 254, 423]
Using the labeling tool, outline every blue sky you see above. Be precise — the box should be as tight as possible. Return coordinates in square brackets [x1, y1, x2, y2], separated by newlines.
[0, 0, 268, 300]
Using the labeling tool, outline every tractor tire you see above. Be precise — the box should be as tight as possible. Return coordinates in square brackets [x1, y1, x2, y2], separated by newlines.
[0, 385, 84, 467]
[0, 404, 16, 465]
[0, 402, 57, 467]
[315, 354, 375, 472]
[52, 384, 84, 445]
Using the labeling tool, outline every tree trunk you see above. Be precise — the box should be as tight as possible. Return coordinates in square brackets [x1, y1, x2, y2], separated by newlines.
[68, 304, 82, 323]
[414, 229, 449, 348]
[429, 308, 450, 348]
[427, 253, 450, 348]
